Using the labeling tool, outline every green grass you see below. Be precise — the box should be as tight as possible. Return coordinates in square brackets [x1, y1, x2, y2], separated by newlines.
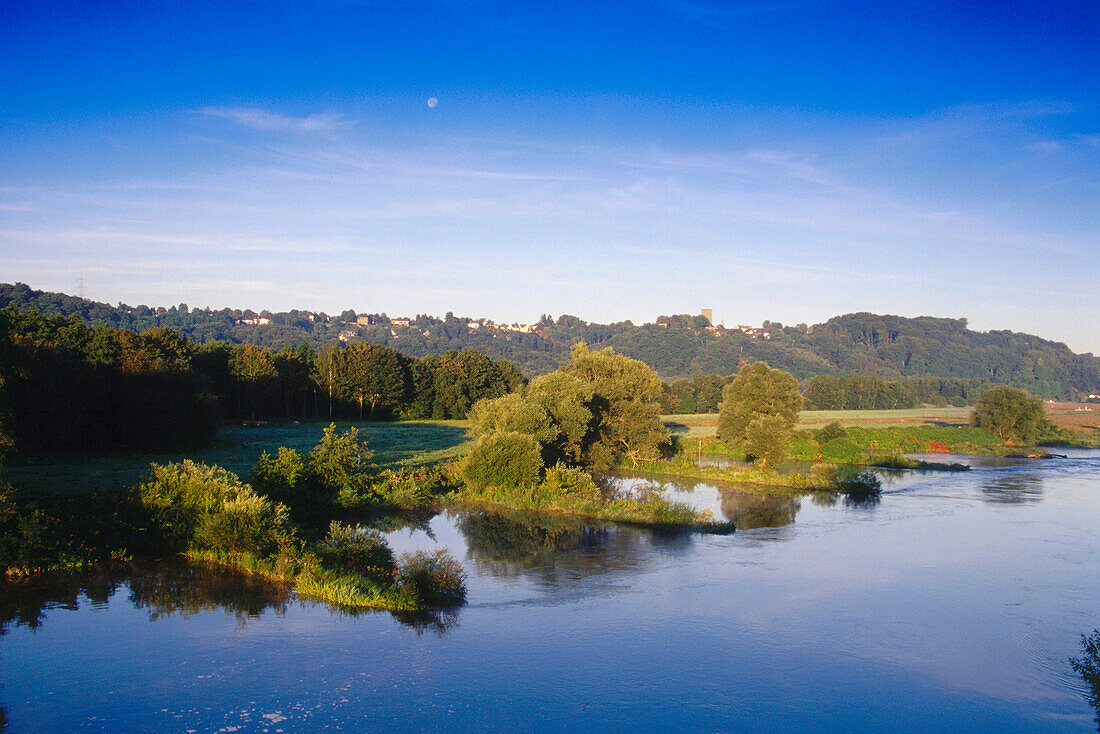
[663, 407, 973, 437]
[627, 454, 834, 492]
[5, 420, 471, 497]
[450, 484, 732, 533]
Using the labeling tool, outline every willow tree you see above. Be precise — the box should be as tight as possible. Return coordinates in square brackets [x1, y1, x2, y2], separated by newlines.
[717, 361, 802, 443]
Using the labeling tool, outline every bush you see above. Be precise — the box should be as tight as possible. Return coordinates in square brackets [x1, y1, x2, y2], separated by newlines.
[461, 431, 544, 491]
[541, 462, 601, 502]
[837, 470, 882, 499]
[139, 460, 296, 556]
[251, 425, 380, 510]
[394, 549, 467, 607]
[194, 492, 294, 556]
[138, 461, 252, 546]
[1070, 629, 1100, 729]
[820, 437, 860, 462]
[315, 521, 395, 583]
[251, 446, 309, 505]
[815, 421, 848, 444]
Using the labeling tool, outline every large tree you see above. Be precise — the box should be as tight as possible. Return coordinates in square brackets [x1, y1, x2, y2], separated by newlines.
[340, 343, 411, 420]
[563, 344, 668, 469]
[971, 386, 1047, 444]
[717, 361, 802, 442]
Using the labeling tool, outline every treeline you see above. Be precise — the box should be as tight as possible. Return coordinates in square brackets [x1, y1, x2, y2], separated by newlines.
[659, 372, 993, 413]
[0, 305, 523, 453]
[801, 374, 992, 410]
[0, 307, 217, 452]
[5, 283, 1100, 399]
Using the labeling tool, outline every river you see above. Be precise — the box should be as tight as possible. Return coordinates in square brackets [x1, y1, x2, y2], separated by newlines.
[3, 450, 1099, 732]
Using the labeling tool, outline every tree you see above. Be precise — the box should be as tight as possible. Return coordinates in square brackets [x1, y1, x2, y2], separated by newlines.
[563, 344, 668, 469]
[744, 415, 793, 470]
[717, 362, 802, 442]
[341, 343, 411, 419]
[972, 386, 1047, 444]
[313, 344, 342, 418]
[231, 344, 277, 420]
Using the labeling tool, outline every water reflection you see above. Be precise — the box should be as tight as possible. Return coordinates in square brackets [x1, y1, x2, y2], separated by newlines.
[0, 559, 461, 637]
[981, 472, 1045, 504]
[719, 492, 802, 530]
[456, 510, 694, 583]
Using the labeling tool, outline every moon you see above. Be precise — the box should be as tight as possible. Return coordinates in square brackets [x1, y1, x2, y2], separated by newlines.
[427, 97, 438, 108]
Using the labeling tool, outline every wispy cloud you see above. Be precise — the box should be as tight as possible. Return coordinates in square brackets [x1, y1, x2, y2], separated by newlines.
[197, 106, 355, 133]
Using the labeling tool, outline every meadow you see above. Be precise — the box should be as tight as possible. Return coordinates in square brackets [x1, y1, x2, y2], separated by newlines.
[663, 406, 973, 439]
[5, 420, 472, 497]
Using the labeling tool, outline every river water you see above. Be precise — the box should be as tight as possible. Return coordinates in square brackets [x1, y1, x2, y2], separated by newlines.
[3, 451, 1100, 732]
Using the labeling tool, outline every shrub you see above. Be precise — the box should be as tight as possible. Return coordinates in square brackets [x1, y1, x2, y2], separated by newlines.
[820, 437, 860, 462]
[315, 521, 395, 582]
[194, 492, 294, 556]
[540, 462, 601, 502]
[461, 431, 544, 491]
[251, 446, 309, 505]
[138, 461, 251, 546]
[139, 460, 296, 556]
[810, 462, 839, 482]
[837, 470, 882, 499]
[394, 549, 467, 607]
[815, 421, 848, 444]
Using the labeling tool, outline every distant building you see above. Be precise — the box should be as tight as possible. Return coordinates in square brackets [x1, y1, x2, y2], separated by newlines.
[355, 315, 372, 326]
[701, 308, 713, 326]
[391, 318, 411, 327]
[338, 330, 357, 343]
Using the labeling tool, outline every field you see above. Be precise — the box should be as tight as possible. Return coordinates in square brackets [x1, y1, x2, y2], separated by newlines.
[664, 407, 973, 438]
[5, 420, 472, 497]
[1043, 401, 1100, 432]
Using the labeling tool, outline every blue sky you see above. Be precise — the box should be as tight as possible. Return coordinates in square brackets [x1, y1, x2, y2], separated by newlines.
[1, 0, 1098, 351]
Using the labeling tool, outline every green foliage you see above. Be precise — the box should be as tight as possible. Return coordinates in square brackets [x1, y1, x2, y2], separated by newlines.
[372, 467, 453, 510]
[394, 549, 467, 607]
[744, 415, 793, 470]
[972, 386, 1048, 444]
[138, 460, 295, 556]
[717, 362, 802, 442]
[820, 437, 860, 461]
[837, 470, 882, 499]
[563, 344, 668, 469]
[461, 432, 545, 491]
[308, 423, 376, 505]
[1070, 629, 1100, 730]
[316, 521, 395, 582]
[815, 421, 848, 443]
[540, 462, 602, 502]
[194, 492, 294, 556]
[525, 372, 596, 466]
[5, 283, 1100, 401]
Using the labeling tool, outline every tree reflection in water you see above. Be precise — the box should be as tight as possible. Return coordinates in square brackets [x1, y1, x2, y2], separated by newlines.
[0, 557, 461, 637]
[981, 473, 1044, 504]
[718, 491, 802, 530]
[456, 510, 693, 583]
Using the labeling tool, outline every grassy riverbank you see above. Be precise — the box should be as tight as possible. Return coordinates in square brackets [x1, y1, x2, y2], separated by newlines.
[449, 485, 733, 533]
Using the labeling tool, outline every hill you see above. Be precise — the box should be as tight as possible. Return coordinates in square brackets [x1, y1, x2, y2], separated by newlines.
[3, 282, 1098, 399]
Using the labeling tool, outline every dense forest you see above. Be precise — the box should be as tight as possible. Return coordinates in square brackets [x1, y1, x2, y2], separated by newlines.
[0, 304, 522, 453]
[4, 282, 1099, 400]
